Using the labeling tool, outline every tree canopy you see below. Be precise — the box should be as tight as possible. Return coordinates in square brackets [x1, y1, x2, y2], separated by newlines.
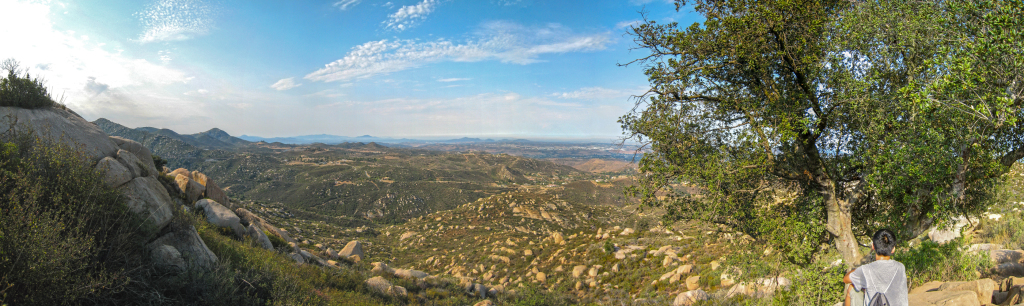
[621, 0, 1024, 266]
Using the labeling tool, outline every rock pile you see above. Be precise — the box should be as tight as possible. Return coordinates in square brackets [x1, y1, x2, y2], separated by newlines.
[0, 107, 219, 273]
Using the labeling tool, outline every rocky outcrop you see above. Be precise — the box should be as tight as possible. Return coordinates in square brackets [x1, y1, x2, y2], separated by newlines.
[175, 174, 206, 205]
[195, 199, 245, 238]
[121, 176, 176, 229]
[147, 225, 218, 272]
[0, 107, 119, 162]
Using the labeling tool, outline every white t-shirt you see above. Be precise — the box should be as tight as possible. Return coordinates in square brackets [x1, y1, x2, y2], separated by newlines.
[849, 259, 908, 306]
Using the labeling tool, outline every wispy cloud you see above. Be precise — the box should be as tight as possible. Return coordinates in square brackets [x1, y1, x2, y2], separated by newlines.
[616, 20, 641, 29]
[437, 78, 470, 82]
[135, 0, 217, 43]
[551, 86, 643, 100]
[306, 21, 610, 82]
[270, 78, 302, 90]
[333, 0, 361, 10]
[384, 0, 443, 31]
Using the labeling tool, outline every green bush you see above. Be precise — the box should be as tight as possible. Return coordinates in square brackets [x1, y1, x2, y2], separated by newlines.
[0, 59, 58, 109]
[770, 251, 846, 306]
[895, 238, 990, 289]
[0, 128, 154, 304]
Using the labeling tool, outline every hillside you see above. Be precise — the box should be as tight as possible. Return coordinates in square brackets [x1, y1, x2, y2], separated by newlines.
[94, 118, 248, 169]
[197, 142, 587, 223]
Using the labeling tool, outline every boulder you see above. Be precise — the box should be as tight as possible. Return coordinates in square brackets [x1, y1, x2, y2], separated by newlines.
[473, 300, 494, 306]
[395, 269, 429, 279]
[572, 265, 587, 278]
[685, 276, 701, 291]
[551, 232, 565, 245]
[195, 199, 245, 237]
[147, 225, 217, 271]
[752, 277, 791, 297]
[96, 156, 132, 187]
[991, 249, 1024, 265]
[150, 244, 185, 273]
[234, 208, 258, 226]
[339, 240, 364, 259]
[908, 290, 980, 306]
[366, 276, 406, 298]
[911, 281, 945, 294]
[246, 223, 273, 250]
[109, 136, 156, 176]
[175, 174, 205, 204]
[0, 107, 119, 162]
[927, 217, 977, 244]
[967, 244, 1002, 253]
[371, 262, 395, 274]
[116, 149, 150, 178]
[190, 171, 210, 186]
[169, 168, 189, 178]
[473, 283, 487, 298]
[536, 272, 546, 283]
[936, 279, 996, 306]
[121, 176, 175, 229]
[203, 178, 230, 209]
[993, 262, 1024, 277]
[399, 231, 417, 241]
[673, 289, 709, 306]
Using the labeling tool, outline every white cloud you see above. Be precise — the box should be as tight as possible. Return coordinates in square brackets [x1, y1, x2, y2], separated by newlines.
[306, 21, 610, 82]
[616, 20, 641, 29]
[270, 78, 301, 90]
[135, 0, 217, 43]
[551, 87, 637, 100]
[437, 78, 470, 82]
[333, 0, 361, 10]
[384, 0, 443, 32]
[0, 0, 191, 118]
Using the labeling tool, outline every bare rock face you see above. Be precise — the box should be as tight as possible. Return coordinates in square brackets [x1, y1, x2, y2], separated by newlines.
[339, 240, 364, 259]
[203, 178, 230, 208]
[908, 290, 980, 306]
[109, 136, 156, 176]
[121, 176, 175, 229]
[147, 225, 218, 271]
[371, 262, 395, 274]
[395, 269, 429, 280]
[116, 149, 150, 178]
[0, 107, 118, 163]
[96, 156, 132, 187]
[175, 174, 205, 205]
[195, 199, 245, 237]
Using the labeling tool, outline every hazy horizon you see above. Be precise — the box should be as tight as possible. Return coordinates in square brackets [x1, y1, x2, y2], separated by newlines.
[1, 0, 701, 139]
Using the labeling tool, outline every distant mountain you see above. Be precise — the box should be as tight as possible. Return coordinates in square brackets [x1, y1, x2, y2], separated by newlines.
[238, 134, 417, 145]
[93, 118, 245, 169]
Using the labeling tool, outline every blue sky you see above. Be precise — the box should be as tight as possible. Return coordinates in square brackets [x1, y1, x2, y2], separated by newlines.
[1, 0, 700, 139]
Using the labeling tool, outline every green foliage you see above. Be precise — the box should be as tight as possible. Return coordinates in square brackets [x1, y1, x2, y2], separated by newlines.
[0, 59, 58, 109]
[621, 0, 1024, 265]
[195, 215, 381, 305]
[0, 127, 154, 304]
[895, 239, 990, 289]
[495, 283, 575, 306]
[153, 154, 168, 172]
[771, 252, 847, 306]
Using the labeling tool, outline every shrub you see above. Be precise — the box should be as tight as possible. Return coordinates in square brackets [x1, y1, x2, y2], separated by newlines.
[895, 238, 990, 289]
[0, 127, 154, 304]
[0, 59, 58, 109]
[770, 251, 846, 306]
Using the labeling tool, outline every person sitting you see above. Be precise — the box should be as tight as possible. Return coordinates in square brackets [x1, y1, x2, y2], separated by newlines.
[843, 229, 908, 306]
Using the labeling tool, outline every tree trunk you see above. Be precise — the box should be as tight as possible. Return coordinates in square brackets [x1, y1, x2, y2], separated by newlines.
[825, 188, 862, 268]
